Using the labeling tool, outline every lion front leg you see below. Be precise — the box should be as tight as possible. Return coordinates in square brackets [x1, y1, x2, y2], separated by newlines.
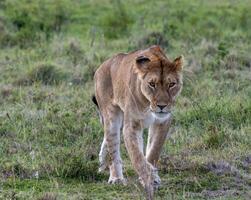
[146, 120, 171, 165]
[101, 107, 125, 184]
[123, 119, 156, 200]
[145, 119, 171, 188]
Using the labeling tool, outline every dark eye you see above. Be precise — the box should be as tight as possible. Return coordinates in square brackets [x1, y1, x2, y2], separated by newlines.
[169, 82, 176, 88]
[149, 82, 156, 88]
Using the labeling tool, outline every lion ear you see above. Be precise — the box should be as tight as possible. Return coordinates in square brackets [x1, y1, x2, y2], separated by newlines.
[173, 55, 184, 71]
[136, 55, 151, 70]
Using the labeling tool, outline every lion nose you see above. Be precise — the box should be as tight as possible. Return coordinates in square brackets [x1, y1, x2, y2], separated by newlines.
[157, 105, 167, 111]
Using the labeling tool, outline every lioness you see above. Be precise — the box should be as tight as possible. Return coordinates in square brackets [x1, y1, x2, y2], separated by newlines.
[93, 45, 183, 199]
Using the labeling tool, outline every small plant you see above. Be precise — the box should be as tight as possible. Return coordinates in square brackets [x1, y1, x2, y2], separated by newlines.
[203, 125, 227, 149]
[65, 39, 85, 66]
[16, 63, 67, 85]
[134, 32, 168, 50]
[29, 63, 67, 85]
[38, 193, 57, 200]
[2, 0, 70, 47]
[0, 20, 7, 44]
[100, 0, 132, 39]
[217, 41, 229, 59]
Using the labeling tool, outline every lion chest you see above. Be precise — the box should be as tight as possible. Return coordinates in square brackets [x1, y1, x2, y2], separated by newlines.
[142, 112, 155, 128]
[142, 112, 172, 128]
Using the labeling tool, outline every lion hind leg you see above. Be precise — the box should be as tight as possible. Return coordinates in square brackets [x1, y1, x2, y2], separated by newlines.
[98, 137, 108, 172]
[103, 107, 125, 184]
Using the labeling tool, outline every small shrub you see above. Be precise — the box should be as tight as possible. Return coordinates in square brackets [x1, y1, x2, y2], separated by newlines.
[217, 41, 229, 59]
[134, 32, 169, 50]
[240, 8, 251, 30]
[70, 64, 96, 85]
[65, 39, 85, 66]
[29, 63, 66, 85]
[1, 84, 13, 98]
[53, 149, 105, 181]
[224, 54, 251, 70]
[100, 0, 132, 39]
[163, 21, 179, 38]
[16, 63, 67, 85]
[2, 0, 70, 47]
[176, 97, 251, 130]
[203, 125, 227, 149]
[82, 63, 96, 82]
[60, 158, 101, 180]
[0, 20, 7, 43]
[1, 161, 31, 179]
[38, 193, 57, 200]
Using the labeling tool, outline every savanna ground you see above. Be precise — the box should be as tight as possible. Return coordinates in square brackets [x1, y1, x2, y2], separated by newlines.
[0, 0, 251, 199]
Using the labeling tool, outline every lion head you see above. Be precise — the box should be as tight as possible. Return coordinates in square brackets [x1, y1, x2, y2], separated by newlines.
[134, 46, 183, 119]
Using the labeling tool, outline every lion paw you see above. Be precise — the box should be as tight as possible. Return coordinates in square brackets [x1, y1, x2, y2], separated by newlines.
[139, 167, 161, 190]
[108, 177, 126, 185]
[98, 162, 109, 172]
[152, 168, 161, 189]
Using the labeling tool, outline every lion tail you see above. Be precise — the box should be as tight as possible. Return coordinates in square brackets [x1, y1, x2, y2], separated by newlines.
[92, 95, 103, 125]
[92, 95, 99, 108]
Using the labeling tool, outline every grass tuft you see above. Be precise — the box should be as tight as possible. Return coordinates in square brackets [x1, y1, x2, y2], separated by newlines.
[0, 0, 250, 199]
[16, 63, 67, 85]
[100, 0, 132, 39]
[38, 193, 57, 200]
[134, 32, 169, 50]
[203, 125, 227, 149]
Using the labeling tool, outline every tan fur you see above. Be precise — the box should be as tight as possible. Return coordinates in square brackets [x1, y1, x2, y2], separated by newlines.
[94, 46, 183, 199]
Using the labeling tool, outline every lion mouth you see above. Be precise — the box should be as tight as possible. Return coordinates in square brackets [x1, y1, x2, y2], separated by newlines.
[151, 110, 171, 119]
[157, 111, 167, 114]
[150, 110, 170, 114]
[155, 111, 170, 116]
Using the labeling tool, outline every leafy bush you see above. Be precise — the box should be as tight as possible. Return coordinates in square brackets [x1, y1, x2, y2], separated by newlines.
[217, 41, 229, 59]
[38, 193, 57, 200]
[203, 126, 228, 149]
[57, 155, 103, 180]
[100, 0, 132, 39]
[65, 39, 85, 66]
[16, 63, 67, 85]
[0, 20, 7, 44]
[132, 32, 169, 50]
[1, 0, 70, 47]
[176, 97, 251, 130]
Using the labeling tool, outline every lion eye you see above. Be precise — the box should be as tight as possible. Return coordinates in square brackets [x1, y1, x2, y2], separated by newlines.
[169, 82, 176, 88]
[149, 82, 156, 88]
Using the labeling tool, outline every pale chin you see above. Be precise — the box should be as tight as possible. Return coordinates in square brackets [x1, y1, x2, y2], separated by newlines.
[151, 112, 171, 121]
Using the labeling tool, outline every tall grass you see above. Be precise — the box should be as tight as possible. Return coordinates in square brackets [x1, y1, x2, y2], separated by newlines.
[0, 0, 250, 199]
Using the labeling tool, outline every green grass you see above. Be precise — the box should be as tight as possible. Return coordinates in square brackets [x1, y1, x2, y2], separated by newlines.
[0, 0, 251, 199]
